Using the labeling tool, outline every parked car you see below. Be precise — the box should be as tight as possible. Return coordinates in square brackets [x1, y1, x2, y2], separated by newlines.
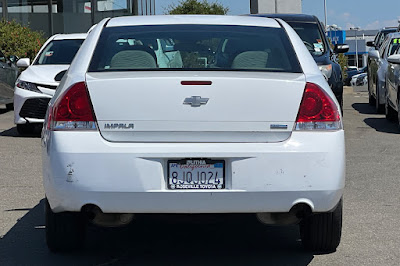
[250, 14, 349, 111]
[42, 15, 345, 253]
[0, 51, 19, 110]
[13, 33, 87, 135]
[350, 73, 367, 87]
[385, 45, 400, 123]
[366, 27, 397, 50]
[345, 66, 367, 85]
[367, 33, 400, 113]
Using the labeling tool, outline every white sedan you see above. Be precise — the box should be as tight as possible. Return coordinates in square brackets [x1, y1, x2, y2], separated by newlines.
[14, 33, 86, 135]
[42, 15, 345, 253]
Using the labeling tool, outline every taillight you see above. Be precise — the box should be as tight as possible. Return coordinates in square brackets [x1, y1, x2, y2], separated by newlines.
[295, 82, 342, 131]
[48, 82, 97, 131]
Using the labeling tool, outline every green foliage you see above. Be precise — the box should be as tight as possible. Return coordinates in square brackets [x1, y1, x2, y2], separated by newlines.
[166, 0, 228, 15]
[0, 20, 45, 60]
[337, 53, 348, 79]
[327, 38, 348, 79]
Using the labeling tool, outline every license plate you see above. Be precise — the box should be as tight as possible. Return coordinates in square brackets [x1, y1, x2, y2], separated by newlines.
[168, 159, 225, 190]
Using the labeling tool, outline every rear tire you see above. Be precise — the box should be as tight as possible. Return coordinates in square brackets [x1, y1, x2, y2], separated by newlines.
[300, 198, 342, 252]
[375, 84, 384, 113]
[385, 96, 397, 121]
[368, 79, 375, 106]
[16, 124, 35, 135]
[45, 198, 86, 253]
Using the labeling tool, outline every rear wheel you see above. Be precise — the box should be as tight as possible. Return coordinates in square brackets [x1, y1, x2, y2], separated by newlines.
[368, 79, 375, 106]
[45, 198, 86, 252]
[375, 84, 385, 113]
[300, 198, 342, 252]
[385, 94, 397, 121]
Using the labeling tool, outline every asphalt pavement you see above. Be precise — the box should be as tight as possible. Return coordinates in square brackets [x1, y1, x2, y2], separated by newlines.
[0, 86, 399, 265]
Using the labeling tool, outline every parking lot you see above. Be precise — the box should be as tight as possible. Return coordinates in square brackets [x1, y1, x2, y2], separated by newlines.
[0, 86, 399, 265]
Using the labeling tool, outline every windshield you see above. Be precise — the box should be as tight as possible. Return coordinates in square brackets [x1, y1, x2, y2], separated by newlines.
[376, 30, 396, 48]
[34, 39, 84, 65]
[286, 22, 326, 56]
[88, 25, 302, 73]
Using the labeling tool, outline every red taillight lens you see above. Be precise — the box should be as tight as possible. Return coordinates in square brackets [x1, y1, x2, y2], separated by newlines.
[49, 82, 97, 131]
[295, 82, 341, 131]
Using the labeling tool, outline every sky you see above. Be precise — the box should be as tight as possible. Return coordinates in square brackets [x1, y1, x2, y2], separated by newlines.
[154, 0, 400, 30]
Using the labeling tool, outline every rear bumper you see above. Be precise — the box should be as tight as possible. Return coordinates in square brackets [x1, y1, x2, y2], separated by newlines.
[42, 130, 345, 214]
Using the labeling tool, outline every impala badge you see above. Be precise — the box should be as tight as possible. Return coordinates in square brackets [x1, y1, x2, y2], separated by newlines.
[104, 123, 134, 130]
[183, 96, 209, 107]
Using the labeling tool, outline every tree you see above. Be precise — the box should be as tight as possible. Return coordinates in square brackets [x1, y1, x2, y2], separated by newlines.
[166, 0, 229, 15]
[0, 20, 45, 61]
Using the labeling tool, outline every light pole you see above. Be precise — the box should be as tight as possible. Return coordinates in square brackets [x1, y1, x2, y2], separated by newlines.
[350, 27, 360, 69]
[324, 0, 328, 30]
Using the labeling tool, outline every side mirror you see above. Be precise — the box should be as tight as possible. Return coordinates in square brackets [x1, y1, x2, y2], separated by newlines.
[366, 41, 375, 47]
[16, 58, 30, 68]
[388, 54, 400, 64]
[369, 50, 380, 60]
[54, 70, 67, 82]
[334, 44, 349, 53]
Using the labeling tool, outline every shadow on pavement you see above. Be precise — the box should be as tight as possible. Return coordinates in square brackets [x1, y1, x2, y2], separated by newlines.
[0, 108, 11, 115]
[352, 103, 378, 115]
[351, 103, 400, 134]
[0, 199, 315, 265]
[364, 118, 399, 134]
[0, 126, 41, 138]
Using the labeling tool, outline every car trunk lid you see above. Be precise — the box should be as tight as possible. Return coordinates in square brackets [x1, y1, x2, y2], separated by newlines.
[86, 71, 305, 143]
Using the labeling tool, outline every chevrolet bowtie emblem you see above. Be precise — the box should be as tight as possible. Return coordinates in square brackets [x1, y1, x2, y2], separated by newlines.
[183, 96, 209, 107]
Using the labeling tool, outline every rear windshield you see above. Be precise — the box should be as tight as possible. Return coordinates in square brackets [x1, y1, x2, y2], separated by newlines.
[88, 25, 302, 73]
[286, 22, 326, 56]
[34, 39, 84, 65]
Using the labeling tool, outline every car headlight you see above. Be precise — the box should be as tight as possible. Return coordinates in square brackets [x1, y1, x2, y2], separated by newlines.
[319, 64, 333, 80]
[16, 80, 41, 93]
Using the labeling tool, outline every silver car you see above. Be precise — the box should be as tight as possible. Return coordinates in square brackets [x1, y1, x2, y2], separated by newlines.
[368, 33, 400, 113]
[385, 43, 400, 124]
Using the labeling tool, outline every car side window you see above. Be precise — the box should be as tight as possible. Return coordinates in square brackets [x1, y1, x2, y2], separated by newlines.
[387, 38, 400, 57]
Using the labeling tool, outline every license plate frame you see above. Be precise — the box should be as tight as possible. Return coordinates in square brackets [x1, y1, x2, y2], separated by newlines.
[167, 159, 225, 190]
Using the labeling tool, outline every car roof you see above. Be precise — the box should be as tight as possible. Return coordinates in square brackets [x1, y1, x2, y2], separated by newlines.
[106, 15, 281, 28]
[380, 28, 397, 33]
[387, 32, 400, 38]
[52, 33, 87, 41]
[250, 13, 319, 23]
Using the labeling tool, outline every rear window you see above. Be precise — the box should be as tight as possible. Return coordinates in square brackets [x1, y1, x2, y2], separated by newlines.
[88, 25, 302, 73]
[34, 39, 84, 65]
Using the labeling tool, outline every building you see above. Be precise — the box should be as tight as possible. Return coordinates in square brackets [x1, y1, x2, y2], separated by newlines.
[0, 0, 155, 37]
[345, 29, 377, 68]
[328, 28, 378, 68]
[250, 0, 302, 14]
